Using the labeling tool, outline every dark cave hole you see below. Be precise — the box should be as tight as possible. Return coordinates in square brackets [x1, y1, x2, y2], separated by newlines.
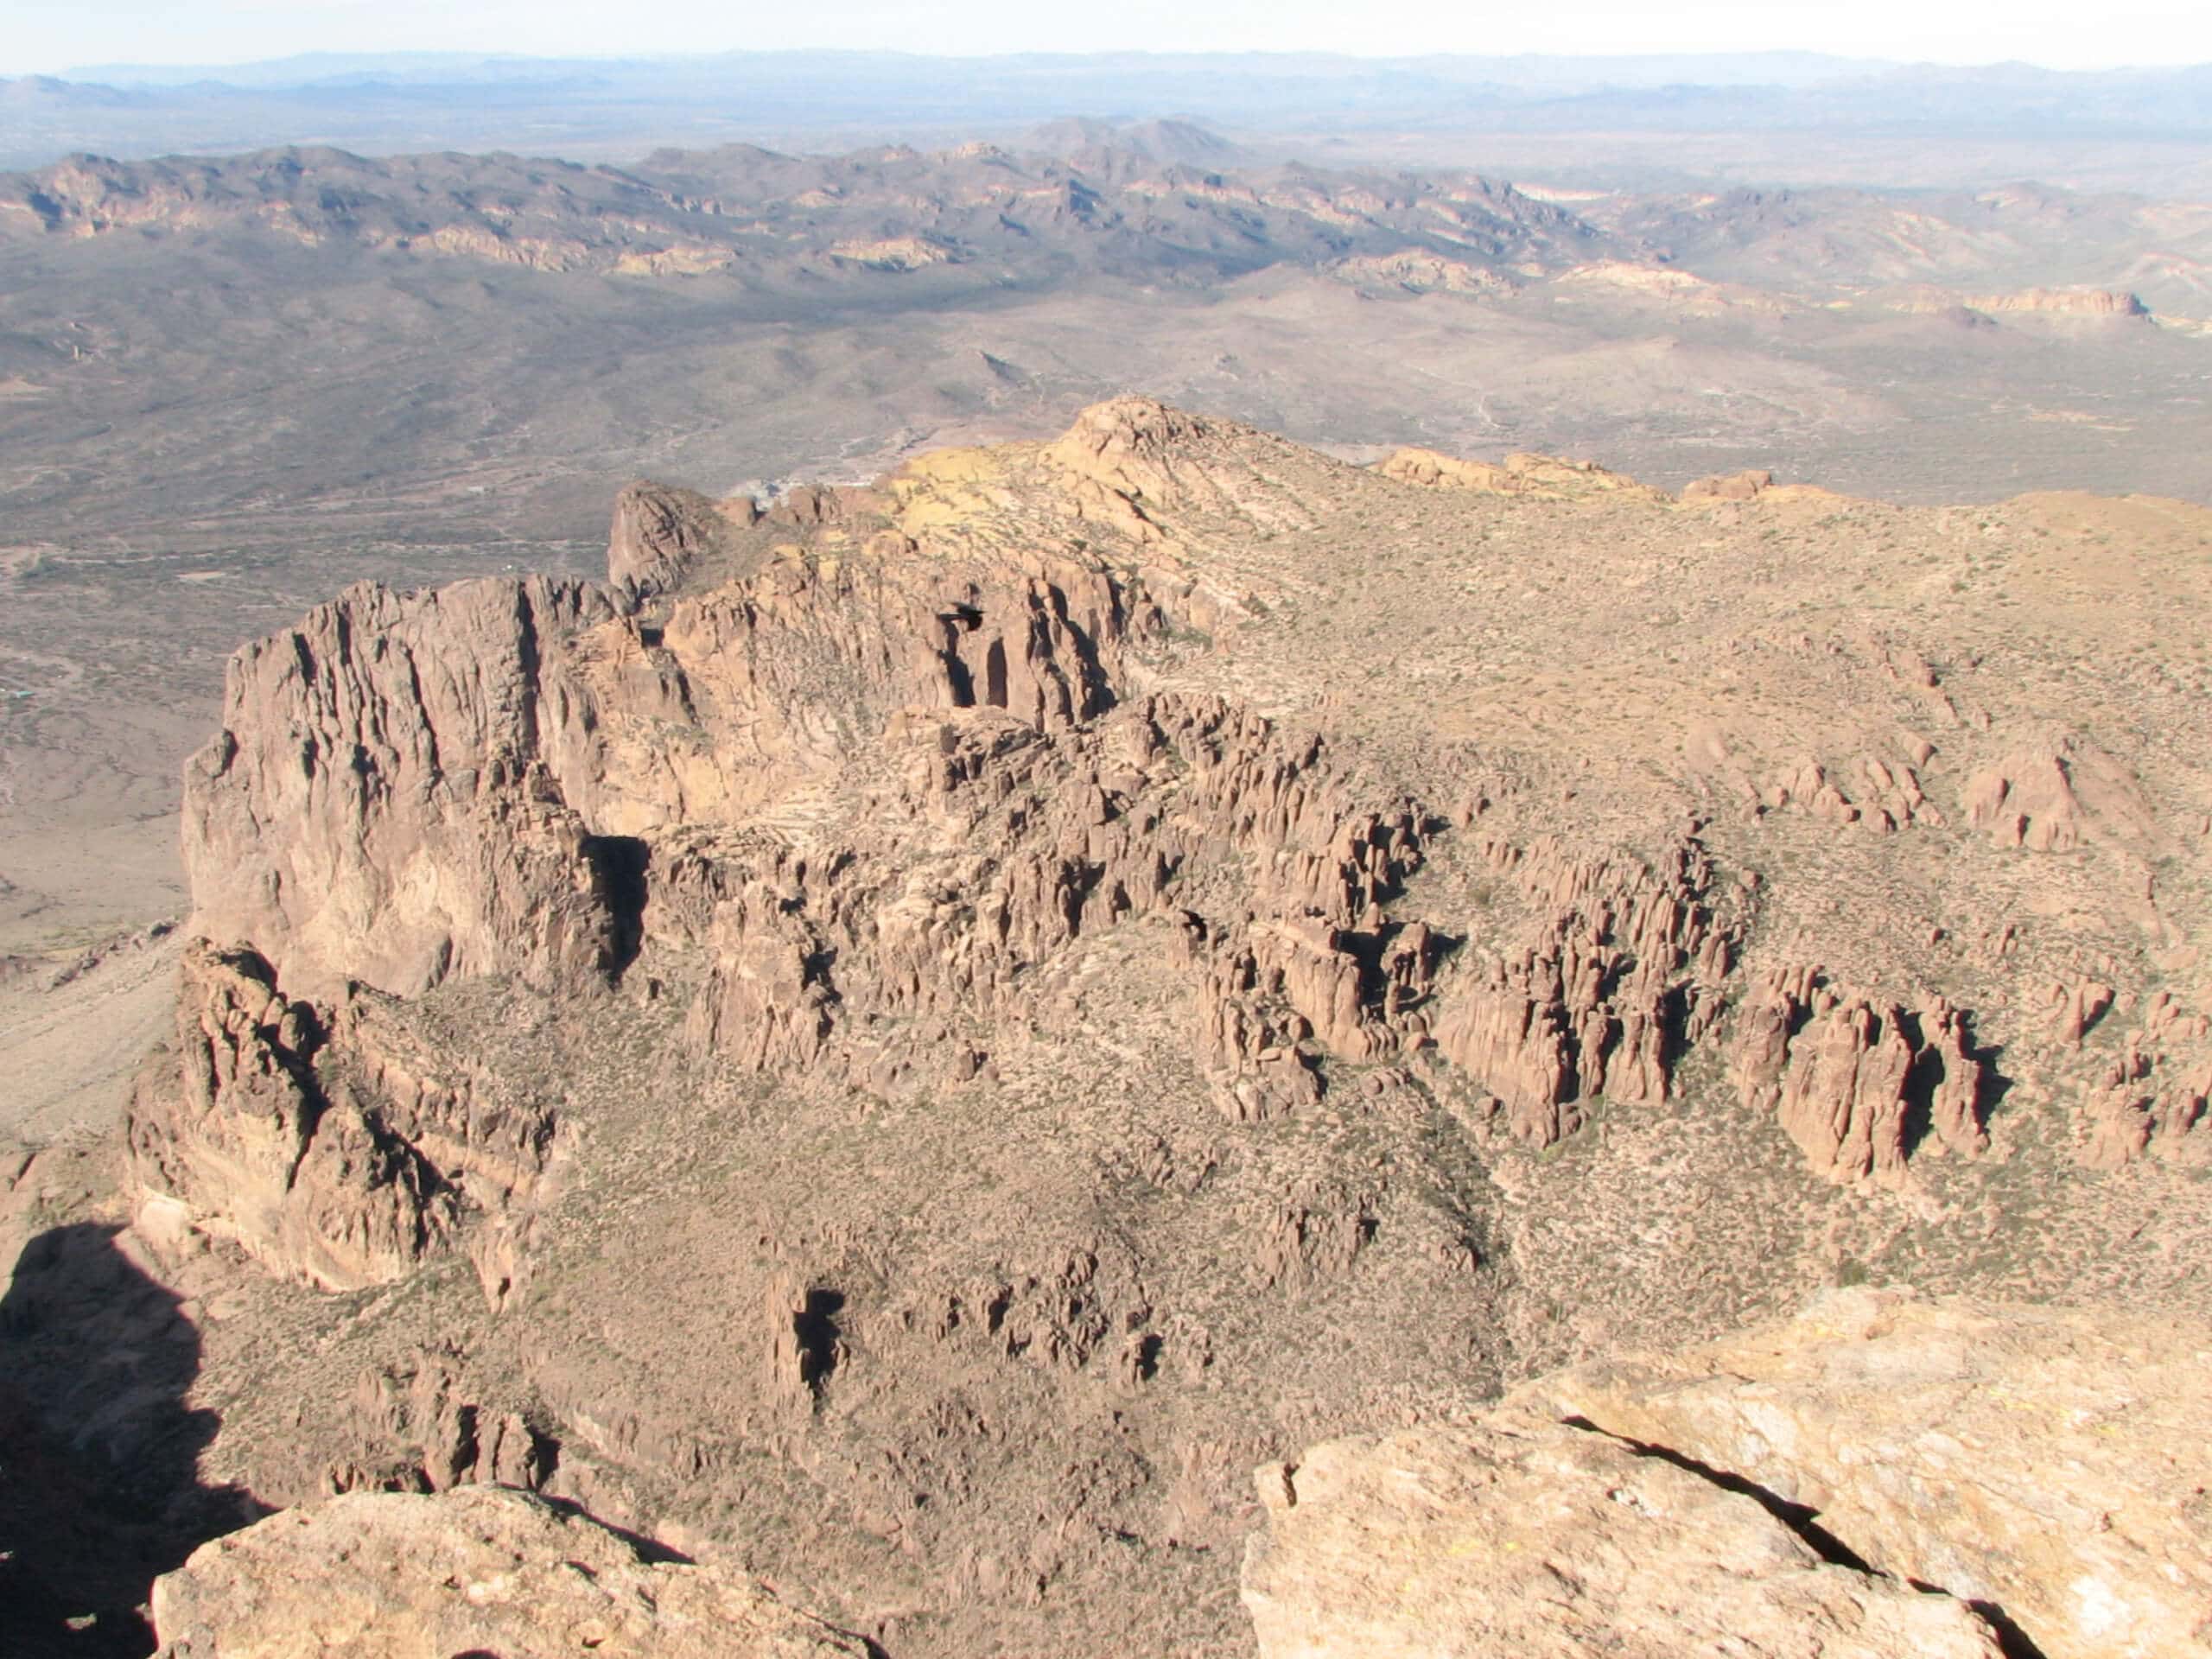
[794, 1288, 846, 1393]
[582, 834, 650, 982]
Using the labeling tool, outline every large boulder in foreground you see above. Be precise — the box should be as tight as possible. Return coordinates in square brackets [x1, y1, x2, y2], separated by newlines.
[1241, 1418, 2003, 1659]
[1246, 1288, 2212, 1659]
[1516, 1288, 2212, 1659]
[151, 1485, 868, 1658]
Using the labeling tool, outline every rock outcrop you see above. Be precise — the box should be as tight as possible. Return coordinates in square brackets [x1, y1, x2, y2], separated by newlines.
[1966, 287, 2150, 317]
[1961, 734, 2158, 854]
[2078, 989, 2212, 1168]
[1253, 1287, 2212, 1659]
[149, 1485, 869, 1657]
[71, 395, 2212, 1659]
[1681, 467, 1774, 501]
[126, 941, 556, 1291]
[1376, 446, 1665, 501]
[1243, 1419, 2004, 1659]
[607, 480, 759, 600]
[137, 400, 2061, 1294]
[1516, 1287, 2212, 1659]
[1732, 967, 1987, 1183]
[1432, 833, 1743, 1144]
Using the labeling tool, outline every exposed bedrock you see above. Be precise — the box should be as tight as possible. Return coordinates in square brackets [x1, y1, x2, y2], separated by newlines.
[1249, 1287, 2212, 1659]
[149, 1485, 871, 1659]
[1511, 1288, 2212, 1659]
[1732, 965, 1989, 1184]
[89, 397, 2212, 1658]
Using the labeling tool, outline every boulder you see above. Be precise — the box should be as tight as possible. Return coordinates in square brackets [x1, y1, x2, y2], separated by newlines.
[1243, 1418, 2001, 1659]
[150, 1485, 869, 1657]
[1516, 1287, 2212, 1659]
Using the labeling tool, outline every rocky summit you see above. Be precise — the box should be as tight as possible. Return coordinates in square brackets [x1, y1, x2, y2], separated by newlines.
[5, 397, 2209, 1655]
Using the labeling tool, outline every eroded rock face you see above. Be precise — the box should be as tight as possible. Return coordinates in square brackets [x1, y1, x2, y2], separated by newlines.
[607, 480, 760, 601]
[126, 940, 555, 1291]
[137, 400, 2061, 1295]
[1516, 1287, 2212, 1659]
[1681, 467, 1775, 501]
[99, 397, 2212, 1658]
[149, 1485, 869, 1658]
[1242, 1419, 2003, 1659]
[1376, 445, 1665, 502]
[180, 575, 625, 1002]
[1732, 967, 1987, 1183]
[1960, 733, 2158, 855]
[1432, 833, 1743, 1145]
[2078, 989, 2212, 1169]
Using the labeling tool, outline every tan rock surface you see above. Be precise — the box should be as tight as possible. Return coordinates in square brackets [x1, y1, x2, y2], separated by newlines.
[1516, 1287, 2212, 1659]
[1242, 1418, 2002, 1659]
[149, 1484, 868, 1657]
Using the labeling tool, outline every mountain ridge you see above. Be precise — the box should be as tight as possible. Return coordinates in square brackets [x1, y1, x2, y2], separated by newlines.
[56, 396, 2206, 1654]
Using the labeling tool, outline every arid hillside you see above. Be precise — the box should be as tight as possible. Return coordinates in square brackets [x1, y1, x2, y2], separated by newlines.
[3, 399, 2206, 1656]
[1, 138, 2205, 982]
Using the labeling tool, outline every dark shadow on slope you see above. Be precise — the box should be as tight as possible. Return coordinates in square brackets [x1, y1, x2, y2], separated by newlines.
[0, 1224, 260, 1657]
[793, 1287, 846, 1395]
[1561, 1415, 2049, 1659]
[583, 834, 651, 983]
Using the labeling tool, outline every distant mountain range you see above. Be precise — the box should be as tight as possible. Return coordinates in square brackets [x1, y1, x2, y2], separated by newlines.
[3, 50, 2210, 185]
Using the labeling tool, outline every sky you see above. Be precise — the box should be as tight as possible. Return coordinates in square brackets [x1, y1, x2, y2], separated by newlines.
[5, 0, 2209, 77]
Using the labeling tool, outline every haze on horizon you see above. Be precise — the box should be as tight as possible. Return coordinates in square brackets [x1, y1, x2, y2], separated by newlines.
[9, 0, 2210, 79]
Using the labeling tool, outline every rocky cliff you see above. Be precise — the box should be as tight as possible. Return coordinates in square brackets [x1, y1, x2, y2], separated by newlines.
[80, 399, 2212, 1656]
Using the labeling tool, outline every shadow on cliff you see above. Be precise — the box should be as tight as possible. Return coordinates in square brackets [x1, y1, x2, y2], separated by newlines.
[0, 1223, 260, 1656]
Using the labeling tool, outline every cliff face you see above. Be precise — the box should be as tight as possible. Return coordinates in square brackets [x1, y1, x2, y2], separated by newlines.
[106, 399, 2212, 1656]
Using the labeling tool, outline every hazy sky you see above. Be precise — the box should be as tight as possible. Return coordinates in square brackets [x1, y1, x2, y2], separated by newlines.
[7, 0, 2209, 76]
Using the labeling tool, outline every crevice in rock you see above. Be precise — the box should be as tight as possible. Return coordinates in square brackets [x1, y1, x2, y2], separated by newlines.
[1909, 1585, 2053, 1659]
[793, 1288, 846, 1395]
[1560, 1414, 1873, 1571]
[1559, 1416, 2050, 1658]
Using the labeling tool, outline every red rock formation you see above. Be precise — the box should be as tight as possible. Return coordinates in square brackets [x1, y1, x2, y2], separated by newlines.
[1432, 834, 1741, 1143]
[2079, 991, 2212, 1169]
[1961, 734, 2158, 854]
[1733, 968, 1987, 1182]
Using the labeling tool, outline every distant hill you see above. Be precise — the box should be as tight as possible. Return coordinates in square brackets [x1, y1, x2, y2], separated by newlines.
[4, 50, 2210, 187]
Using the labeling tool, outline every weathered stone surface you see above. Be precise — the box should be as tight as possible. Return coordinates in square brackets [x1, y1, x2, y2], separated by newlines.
[69, 395, 2212, 1659]
[607, 480, 757, 600]
[1242, 1417, 2001, 1659]
[149, 1485, 868, 1657]
[1516, 1287, 2212, 1659]
[181, 575, 625, 1002]
[1961, 734, 2158, 855]
[2079, 989, 2212, 1168]
[125, 940, 556, 1291]
[1376, 445, 1666, 502]
[1681, 466, 1775, 501]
